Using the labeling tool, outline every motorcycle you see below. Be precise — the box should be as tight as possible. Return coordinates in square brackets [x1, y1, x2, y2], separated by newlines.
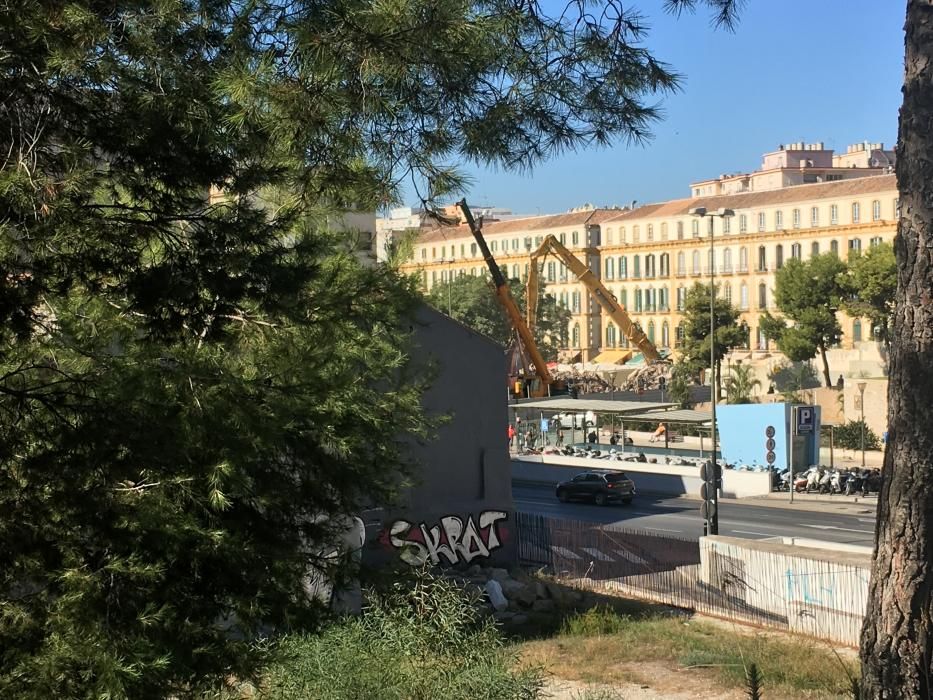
[818, 469, 833, 494]
[805, 468, 822, 493]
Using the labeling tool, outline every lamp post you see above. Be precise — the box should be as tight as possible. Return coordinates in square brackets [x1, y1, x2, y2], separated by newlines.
[689, 206, 735, 536]
[857, 381, 867, 467]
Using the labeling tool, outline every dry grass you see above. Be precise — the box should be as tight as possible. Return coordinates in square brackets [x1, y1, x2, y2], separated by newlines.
[513, 605, 858, 699]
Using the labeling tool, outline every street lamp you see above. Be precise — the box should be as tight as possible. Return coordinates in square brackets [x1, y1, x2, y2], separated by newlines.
[857, 381, 867, 467]
[690, 206, 735, 536]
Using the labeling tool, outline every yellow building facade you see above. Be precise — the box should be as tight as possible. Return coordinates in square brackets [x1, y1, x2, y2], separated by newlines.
[402, 173, 897, 362]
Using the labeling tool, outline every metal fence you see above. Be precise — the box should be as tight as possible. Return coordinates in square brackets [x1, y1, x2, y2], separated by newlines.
[514, 511, 869, 646]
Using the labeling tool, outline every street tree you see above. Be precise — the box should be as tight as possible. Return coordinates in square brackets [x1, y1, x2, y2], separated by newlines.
[726, 364, 761, 404]
[680, 282, 748, 400]
[841, 241, 897, 344]
[1, 0, 742, 696]
[860, 1, 933, 695]
[759, 254, 848, 388]
[427, 275, 571, 361]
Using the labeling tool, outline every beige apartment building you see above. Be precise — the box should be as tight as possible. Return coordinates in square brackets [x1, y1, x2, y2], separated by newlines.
[401, 143, 897, 365]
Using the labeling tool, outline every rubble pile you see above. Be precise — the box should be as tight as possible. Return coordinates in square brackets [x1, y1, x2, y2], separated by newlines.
[621, 362, 673, 393]
[552, 370, 615, 393]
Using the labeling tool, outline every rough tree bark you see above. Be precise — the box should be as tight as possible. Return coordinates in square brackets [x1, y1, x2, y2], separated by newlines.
[860, 2, 933, 696]
[819, 341, 832, 389]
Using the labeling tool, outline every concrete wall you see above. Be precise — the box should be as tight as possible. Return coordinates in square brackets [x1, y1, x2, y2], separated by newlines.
[511, 454, 772, 498]
[364, 305, 514, 568]
[700, 536, 871, 646]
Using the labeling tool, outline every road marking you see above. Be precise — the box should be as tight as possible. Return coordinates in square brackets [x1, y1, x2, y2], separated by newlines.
[550, 545, 582, 560]
[802, 524, 875, 534]
[640, 526, 682, 533]
[732, 530, 776, 537]
[858, 518, 877, 523]
[581, 547, 614, 561]
[613, 549, 650, 565]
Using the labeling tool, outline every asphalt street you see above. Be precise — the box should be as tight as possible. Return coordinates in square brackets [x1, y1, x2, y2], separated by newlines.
[513, 483, 878, 547]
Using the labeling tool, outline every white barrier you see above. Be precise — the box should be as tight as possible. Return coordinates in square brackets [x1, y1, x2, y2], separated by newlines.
[512, 454, 772, 498]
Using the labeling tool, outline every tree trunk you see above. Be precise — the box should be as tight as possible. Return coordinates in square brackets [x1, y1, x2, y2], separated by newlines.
[818, 342, 832, 388]
[860, 2, 933, 696]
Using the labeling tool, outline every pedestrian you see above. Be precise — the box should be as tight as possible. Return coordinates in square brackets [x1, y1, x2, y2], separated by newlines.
[609, 433, 618, 446]
[507, 424, 516, 448]
[557, 429, 564, 446]
[525, 429, 535, 450]
[587, 429, 597, 444]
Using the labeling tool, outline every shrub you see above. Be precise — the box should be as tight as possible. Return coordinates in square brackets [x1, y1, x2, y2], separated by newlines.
[833, 419, 881, 451]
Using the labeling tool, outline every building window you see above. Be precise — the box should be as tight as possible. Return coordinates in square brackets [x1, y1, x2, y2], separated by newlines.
[738, 247, 748, 272]
[606, 323, 616, 348]
[572, 291, 581, 312]
[830, 240, 839, 256]
[619, 227, 626, 242]
[853, 319, 862, 343]
[572, 324, 580, 347]
[775, 244, 784, 269]
[634, 289, 643, 312]
[723, 248, 732, 272]
[645, 254, 656, 278]
[758, 283, 767, 310]
[559, 262, 568, 281]
[490, 241, 497, 253]
[791, 243, 802, 260]
[605, 257, 614, 280]
[605, 228, 614, 244]
[660, 253, 670, 277]
[852, 202, 860, 223]
[511, 264, 519, 278]
[775, 210, 783, 229]
[647, 320, 656, 343]
[662, 321, 670, 347]
[534, 236, 542, 248]
[830, 204, 838, 225]
[633, 255, 641, 279]
[757, 246, 767, 271]
[811, 207, 819, 227]
[740, 283, 748, 310]
[677, 252, 685, 274]
[676, 286, 686, 311]
[723, 283, 732, 303]
[421, 248, 427, 259]
[431, 270, 437, 285]
[739, 214, 747, 233]
[558, 233, 565, 245]
[723, 216, 731, 234]
[675, 323, 685, 347]
[647, 224, 654, 241]
[692, 219, 700, 237]
[872, 200, 881, 221]
[758, 327, 768, 351]
[660, 222, 668, 240]
[620, 289, 628, 309]
[849, 238, 862, 254]
[792, 209, 801, 229]
[571, 231, 579, 246]
[547, 261, 556, 282]
[677, 221, 684, 240]
[619, 256, 628, 279]
[659, 287, 669, 311]
[811, 241, 820, 257]
[870, 236, 883, 247]
[758, 212, 766, 232]
[692, 250, 701, 275]
[631, 225, 640, 242]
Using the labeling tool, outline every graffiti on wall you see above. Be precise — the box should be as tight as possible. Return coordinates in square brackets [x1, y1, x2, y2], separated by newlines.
[382, 510, 509, 565]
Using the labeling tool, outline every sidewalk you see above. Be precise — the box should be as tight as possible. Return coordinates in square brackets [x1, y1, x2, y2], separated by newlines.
[721, 490, 879, 516]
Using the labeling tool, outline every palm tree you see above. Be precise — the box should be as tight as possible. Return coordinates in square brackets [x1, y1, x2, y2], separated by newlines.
[726, 364, 761, 404]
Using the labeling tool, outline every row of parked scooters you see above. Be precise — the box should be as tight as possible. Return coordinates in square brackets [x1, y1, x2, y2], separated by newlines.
[773, 466, 883, 496]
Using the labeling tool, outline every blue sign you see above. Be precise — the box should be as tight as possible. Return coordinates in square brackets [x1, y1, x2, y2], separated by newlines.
[796, 406, 815, 434]
[540, 418, 550, 433]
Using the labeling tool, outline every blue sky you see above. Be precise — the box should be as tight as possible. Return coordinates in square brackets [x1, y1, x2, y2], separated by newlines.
[416, 0, 904, 215]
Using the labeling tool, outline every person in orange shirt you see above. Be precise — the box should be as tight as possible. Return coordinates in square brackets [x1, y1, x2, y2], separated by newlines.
[507, 424, 516, 448]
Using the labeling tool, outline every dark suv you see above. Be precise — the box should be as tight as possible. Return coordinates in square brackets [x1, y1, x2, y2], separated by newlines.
[556, 471, 636, 506]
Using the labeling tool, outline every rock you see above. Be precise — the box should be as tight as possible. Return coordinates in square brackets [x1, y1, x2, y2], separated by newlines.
[467, 564, 482, 576]
[545, 582, 566, 603]
[532, 598, 555, 613]
[570, 590, 584, 603]
[500, 579, 526, 597]
[485, 579, 508, 612]
[512, 614, 529, 625]
[489, 568, 510, 582]
[508, 599, 522, 611]
[534, 581, 549, 600]
[493, 610, 516, 621]
[514, 586, 538, 607]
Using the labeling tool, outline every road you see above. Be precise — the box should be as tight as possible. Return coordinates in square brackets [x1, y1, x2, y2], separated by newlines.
[513, 483, 878, 547]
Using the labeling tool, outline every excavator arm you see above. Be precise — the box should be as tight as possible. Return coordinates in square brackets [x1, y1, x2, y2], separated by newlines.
[457, 200, 555, 394]
[527, 234, 662, 363]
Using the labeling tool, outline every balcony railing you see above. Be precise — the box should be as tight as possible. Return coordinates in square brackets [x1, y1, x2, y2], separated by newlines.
[675, 270, 687, 278]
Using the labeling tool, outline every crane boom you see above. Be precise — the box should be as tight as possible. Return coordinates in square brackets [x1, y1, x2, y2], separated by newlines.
[457, 200, 555, 394]
[527, 234, 662, 363]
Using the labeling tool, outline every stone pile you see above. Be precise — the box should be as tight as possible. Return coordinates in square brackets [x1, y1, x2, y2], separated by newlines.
[440, 565, 585, 626]
[621, 362, 673, 393]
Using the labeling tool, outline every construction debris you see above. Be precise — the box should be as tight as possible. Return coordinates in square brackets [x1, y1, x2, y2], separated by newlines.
[620, 361, 673, 393]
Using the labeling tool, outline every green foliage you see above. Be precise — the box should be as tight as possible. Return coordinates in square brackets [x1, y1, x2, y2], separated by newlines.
[679, 283, 747, 399]
[668, 362, 696, 409]
[841, 242, 896, 343]
[256, 571, 544, 700]
[762, 254, 848, 387]
[726, 364, 761, 404]
[768, 361, 821, 394]
[834, 420, 881, 451]
[427, 275, 571, 361]
[745, 663, 763, 700]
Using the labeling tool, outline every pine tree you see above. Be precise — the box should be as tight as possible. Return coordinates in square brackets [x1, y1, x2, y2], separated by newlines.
[1, 0, 742, 696]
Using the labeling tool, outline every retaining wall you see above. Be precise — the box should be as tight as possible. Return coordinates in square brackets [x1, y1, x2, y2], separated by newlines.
[512, 455, 772, 498]
[700, 535, 871, 646]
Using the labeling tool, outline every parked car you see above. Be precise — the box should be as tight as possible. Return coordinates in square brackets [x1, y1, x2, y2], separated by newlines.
[552, 410, 597, 429]
[555, 470, 636, 506]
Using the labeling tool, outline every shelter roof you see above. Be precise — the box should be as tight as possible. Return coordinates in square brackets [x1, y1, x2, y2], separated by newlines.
[511, 399, 674, 414]
[621, 408, 712, 424]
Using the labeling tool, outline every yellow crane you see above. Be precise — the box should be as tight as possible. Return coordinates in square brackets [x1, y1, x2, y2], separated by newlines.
[457, 200, 560, 398]
[526, 234, 662, 363]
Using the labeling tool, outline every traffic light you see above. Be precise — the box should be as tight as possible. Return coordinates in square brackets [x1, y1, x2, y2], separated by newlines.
[699, 460, 721, 535]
